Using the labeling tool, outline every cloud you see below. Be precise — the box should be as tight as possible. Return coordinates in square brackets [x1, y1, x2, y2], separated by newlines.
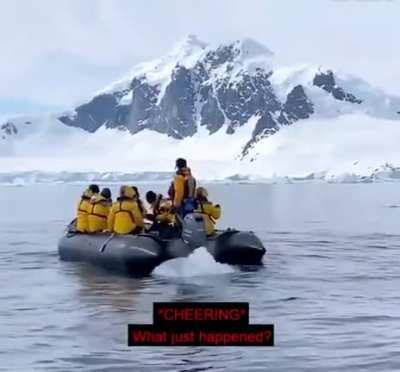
[0, 0, 399, 112]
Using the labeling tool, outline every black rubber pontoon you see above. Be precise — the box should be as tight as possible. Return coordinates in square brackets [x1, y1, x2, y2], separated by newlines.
[58, 214, 266, 276]
[58, 232, 166, 275]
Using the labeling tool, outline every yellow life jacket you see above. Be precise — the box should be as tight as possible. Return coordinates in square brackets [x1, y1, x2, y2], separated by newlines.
[154, 199, 175, 224]
[196, 201, 221, 236]
[87, 195, 111, 233]
[76, 191, 93, 232]
[169, 168, 196, 207]
[108, 198, 144, 234]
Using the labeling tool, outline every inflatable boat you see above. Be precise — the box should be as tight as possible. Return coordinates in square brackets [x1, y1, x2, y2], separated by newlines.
[58, 213, 266, 276]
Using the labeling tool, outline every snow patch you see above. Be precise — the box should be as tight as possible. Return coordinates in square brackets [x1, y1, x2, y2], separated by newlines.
[118, 91, 133, 106]
[236, 38, 274, 73]
[96, 34, 208, 104]
[2, 114, 400, 183]
[247, 114, 400, 178]
[0, 171, 172, 186]
[270, 64, 319, 101]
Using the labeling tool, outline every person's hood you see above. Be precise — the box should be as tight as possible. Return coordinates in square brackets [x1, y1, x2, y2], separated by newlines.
[178, 166, 192, 176]
[124, 186, 136, 199]
[82, 189, 93, 199]
[119, 186, 136, 200]
[90, 194, 107, 204]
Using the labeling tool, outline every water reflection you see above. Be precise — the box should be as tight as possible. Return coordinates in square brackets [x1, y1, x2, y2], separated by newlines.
[2, 183, 400, 371]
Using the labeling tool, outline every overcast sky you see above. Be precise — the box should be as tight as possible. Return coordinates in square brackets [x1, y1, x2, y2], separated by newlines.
[1, 0, 399, 115]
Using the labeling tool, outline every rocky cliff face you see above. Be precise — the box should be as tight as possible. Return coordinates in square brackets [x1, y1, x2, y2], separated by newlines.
[1, 121, 20, 140]
[3, 36, 400, 155]
[58, 37, 314, 153]
[313, 70, 362, 104]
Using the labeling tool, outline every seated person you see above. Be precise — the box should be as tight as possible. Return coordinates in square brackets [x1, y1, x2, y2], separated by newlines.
[145, 191, 163, 220]
[132, 186, 146, 219]
[107, 186, 144, 234]
[155, 199, 175, 225]
[194, 187, 221, 236]
[87, 188, 112, 233]
[76, 184, 99, 232]
[152, 199, 179, 238]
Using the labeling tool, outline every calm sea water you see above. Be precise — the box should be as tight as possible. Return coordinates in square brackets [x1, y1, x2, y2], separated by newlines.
[1, 183, 400, 371]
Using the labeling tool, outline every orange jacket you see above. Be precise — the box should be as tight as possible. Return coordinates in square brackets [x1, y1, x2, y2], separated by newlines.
[170, 167, 196, 207]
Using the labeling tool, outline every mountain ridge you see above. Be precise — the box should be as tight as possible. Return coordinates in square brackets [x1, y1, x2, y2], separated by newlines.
[1, 35, 400, 159]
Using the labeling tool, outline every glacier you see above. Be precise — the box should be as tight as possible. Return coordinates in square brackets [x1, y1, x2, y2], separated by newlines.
[1, 113, 400, 185]
[1, 36, 400, 183]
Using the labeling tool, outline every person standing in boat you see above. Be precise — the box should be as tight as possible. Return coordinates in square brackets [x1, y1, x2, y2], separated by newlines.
[168, 158, 197, 216]
[87, 188, 112, 233]
[76, 184, 99, 233]
[107, 186, 144, 234]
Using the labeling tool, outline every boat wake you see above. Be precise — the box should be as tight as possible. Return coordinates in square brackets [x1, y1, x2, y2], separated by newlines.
[153, 247, 234, 277]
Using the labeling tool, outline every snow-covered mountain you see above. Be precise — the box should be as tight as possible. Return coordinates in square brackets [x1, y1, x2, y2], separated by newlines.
[1, 35, 400, 180]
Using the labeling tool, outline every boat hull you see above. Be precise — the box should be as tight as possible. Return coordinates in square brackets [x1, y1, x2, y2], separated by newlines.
[58, 230, 266, 276]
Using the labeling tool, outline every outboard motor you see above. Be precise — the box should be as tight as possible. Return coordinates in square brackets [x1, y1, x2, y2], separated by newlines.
[181, 213, 207, 248]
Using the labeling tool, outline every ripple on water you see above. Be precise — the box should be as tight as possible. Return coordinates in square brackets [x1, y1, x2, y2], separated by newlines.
[2, 183, 400, 371]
